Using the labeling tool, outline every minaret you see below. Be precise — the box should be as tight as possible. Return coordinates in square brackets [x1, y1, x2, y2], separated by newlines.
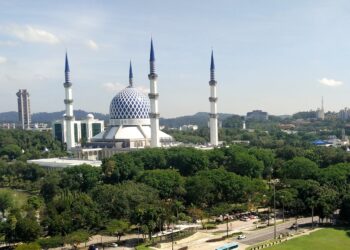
[148, 39, 160, 147]
[129, 61, 133, 87]
[63, 52, 75, 150]
[209, 50, 218, 146]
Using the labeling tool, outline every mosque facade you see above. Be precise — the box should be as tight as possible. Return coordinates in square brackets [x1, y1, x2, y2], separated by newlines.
[55, 40, 219, 160]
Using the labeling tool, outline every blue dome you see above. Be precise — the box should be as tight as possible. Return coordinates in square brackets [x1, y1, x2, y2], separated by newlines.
[110, 87, 150, 120]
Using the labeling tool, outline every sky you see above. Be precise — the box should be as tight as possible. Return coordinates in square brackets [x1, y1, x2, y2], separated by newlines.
[1, 0, 350, 118]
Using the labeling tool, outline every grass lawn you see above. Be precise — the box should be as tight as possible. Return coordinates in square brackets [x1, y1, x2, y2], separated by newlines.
[0, 187, 29, 208]
[266, 228, 350, 250]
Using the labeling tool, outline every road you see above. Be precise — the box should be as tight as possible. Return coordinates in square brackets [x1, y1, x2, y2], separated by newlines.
[239, 217, 317, 245]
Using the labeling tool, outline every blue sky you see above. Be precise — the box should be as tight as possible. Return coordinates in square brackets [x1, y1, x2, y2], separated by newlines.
[1, 0, 350, 117]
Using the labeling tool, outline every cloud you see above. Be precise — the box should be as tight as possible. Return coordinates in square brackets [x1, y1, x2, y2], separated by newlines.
[318, 78, 343, 87]
[102, 82, 149, 94]
[4, 25, 59, 44]
[103, 82, 124, 92]
[86, 39, 99, 50]
[0, 40, 18, 46]
[0, 56, 7, 64]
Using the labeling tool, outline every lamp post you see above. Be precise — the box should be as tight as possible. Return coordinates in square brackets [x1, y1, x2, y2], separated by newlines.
[268, 179, 279, 239]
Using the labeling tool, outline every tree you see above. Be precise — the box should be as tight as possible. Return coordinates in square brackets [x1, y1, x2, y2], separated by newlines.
[45, 191, 101, 235]
[0, 144, 22, 160]
[137, 169, 185, 199]
[14, 217, 42, 242]
[339, 195, 350, 222]
[276, 189, 296, 222]
[228, 152, 264, 178]
[64, 230, 90, 249]
[279, 157, 319, 180]
[0, 190, 14, 217]
[90, 182, 160, 221]
[15, 243, 41, 250]
[102, 154, 143, 183]
[133, 203, 164, 240]
[59, 164, 101, 192]
[36, 236, 64, 249]
[105, 219, 130, 241]
[166, 147, 209, 176]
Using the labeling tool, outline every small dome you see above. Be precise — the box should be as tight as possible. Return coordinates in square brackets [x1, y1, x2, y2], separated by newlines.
[110, 87, 150, 120]
[87, 113, 94, 119]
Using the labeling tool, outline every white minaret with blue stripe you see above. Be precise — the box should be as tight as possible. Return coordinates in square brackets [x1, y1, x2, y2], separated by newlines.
[63, 52, 75, 150]
[148, 39, 160, 147]
[209, 50, 218, 146]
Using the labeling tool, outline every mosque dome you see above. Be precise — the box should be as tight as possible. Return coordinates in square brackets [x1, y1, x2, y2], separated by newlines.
[87, 113, 94, 119]
[109, 86, 150, 120]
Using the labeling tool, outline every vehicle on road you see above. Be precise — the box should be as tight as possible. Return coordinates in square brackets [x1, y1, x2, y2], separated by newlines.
[108, 242, 118, 247]
[237, 234, 246, 240]
[215, 241, 239, 250]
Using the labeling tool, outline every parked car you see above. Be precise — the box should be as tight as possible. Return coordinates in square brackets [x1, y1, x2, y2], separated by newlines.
[108, 242, 118, 247]
[237, 234, 246, 240]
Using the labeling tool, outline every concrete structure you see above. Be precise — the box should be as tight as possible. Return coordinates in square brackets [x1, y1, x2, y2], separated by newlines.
[63, 53, 75, 150]
[27, 158, 101, 169]
[53, 54, 104, 148]
[53, 114, 104, 146]
[339, 107, 350, 120]
[316, 97, 325, 120]
[149, 39, 160, 147]
[246, 110, 268, 121]
[16, 89, 31, 129]
[209, 51, 219, 146]
[179, 124, 198, 131]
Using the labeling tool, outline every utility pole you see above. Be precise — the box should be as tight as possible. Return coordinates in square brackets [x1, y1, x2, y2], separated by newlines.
[268, 179, 279, 239]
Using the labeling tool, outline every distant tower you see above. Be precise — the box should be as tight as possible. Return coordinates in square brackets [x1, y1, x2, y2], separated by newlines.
[129, 61, 133, 87]
[242, 119, 246, 130]
[16, 89, 31, 129]
[316, 96, 325, 120]
[148, 39, 160, 147]
[63, 52, 75, 150]
[209, 50, 218, 146]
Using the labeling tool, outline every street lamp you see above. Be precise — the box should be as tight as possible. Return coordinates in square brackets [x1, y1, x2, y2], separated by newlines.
[268, 179, 279, 239]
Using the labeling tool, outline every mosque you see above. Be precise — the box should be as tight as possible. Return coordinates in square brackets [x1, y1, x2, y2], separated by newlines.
[53, 39, 219, 160]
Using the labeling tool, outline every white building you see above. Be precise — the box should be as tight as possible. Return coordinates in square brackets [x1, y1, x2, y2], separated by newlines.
[316, 97, 325, 120]
[16, 89, 31, 129]
[53, 114, 104, 146]
[179, 124, 198, 131]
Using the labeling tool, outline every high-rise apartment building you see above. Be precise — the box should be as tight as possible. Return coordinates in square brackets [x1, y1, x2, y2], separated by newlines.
[16, 89, 31, 129]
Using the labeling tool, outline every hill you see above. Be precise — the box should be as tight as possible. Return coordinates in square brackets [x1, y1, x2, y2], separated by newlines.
[160, 112, 234, 128]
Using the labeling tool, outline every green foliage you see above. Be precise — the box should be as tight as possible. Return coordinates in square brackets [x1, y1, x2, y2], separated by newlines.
[166, 147, 209, 176]
[102, 153, 143, 183]
[14, 217, 42, 242]
[0, 189, 14, 215]
[36, 235, 64, 249]
[137, 169, 185, 199]
[90, 182, 160, 220]
[64, 230, 90, 248]
[15, 242, 41, 250]
[45, 191, 101, 235]
[0, 144, 22, 160]
[279, 157, 319, 179]
[105, 219, 130, 241]
[59, 164, 101, 192]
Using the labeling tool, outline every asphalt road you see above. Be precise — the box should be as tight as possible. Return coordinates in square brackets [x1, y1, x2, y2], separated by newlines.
[239, 217, 317, 245]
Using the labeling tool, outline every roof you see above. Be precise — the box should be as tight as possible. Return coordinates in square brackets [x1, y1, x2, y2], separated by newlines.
[27, 158, 102, 168]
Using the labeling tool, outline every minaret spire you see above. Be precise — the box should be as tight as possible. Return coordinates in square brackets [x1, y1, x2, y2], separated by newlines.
[210, 50, 215, 81]
[150, 38, 156, 74]
[209, 50, 218, 146]
[63, 52, 75, 151]
[148, 38, 160, 147]
[129, 61, 133, 87]
[65, 52, 70, 83]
